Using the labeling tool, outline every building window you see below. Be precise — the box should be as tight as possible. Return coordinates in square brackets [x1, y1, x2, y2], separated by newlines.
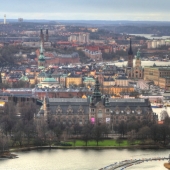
[98, 110, 102, 118]
[106, 109, 109, 112]
[91, 109, 95, 112]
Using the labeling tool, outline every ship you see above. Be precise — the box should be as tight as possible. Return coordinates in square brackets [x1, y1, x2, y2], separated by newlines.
[151, 103, 163, 108]
[119, 58, 124, 62]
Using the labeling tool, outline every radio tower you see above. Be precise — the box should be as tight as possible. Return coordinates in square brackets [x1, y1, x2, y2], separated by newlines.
[4, 14, 6, 24]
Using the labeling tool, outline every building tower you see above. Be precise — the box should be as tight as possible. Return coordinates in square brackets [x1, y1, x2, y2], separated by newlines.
[40, 29, 44, 47]
[127, 39, 134, 68]
[38, 42, 45, 68]
[92, 77, 102, 103]
[46, 29, 49, 42]
[4, 14, 6, 24]
[135, 49, 141, 67]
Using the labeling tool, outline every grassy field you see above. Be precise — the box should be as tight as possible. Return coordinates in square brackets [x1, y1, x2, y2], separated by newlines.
[68, 140, 140, 147]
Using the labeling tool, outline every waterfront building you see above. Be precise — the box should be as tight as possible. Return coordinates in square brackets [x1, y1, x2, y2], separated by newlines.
[38, 78, 157, 126]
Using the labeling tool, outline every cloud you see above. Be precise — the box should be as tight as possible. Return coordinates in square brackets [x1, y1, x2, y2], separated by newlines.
[0, 0, 170, 20]
[1, 12, 170, 21]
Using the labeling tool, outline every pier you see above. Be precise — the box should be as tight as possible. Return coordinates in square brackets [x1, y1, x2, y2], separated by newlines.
[100, 157, 170, 170]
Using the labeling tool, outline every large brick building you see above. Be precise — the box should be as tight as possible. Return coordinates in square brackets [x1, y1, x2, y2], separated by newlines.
[37, 78, 157, 127]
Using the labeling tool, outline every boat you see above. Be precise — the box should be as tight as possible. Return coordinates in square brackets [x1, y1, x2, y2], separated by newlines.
[164, 103, 170, 107]
[151, 103, 163, 108]
[119, 58, 124, 62]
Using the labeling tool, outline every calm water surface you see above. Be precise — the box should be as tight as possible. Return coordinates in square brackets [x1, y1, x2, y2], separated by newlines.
[0, 149, 169, 170]
[130, 34, 170, 40]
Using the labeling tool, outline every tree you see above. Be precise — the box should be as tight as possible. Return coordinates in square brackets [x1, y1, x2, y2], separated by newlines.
[34, 118, 48, 146]
[159, 124, 170, 145]
[92, 125, 103, 146]
[138, 126, 151, 143]
[0, 133, 10, 153]
[116, 137, 123, 146]
[118, 121, 127, 137]
[54, 125, 63, 144]
[151, 124, 159, 143]
[1, 103, 17, 136]
[23, 121, 35, 146]
[12, 120, 24, 147]
[82, 123, 92, 146]
[46, 130, 56, 147]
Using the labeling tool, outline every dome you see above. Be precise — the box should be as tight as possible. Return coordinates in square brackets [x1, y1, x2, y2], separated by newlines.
[38, 54, 45, 61]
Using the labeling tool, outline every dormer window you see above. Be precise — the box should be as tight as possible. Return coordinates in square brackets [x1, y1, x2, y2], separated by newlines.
[116, 111, 119, 114]
[91, 109, 95, 112]
[106, 109, 109, 112]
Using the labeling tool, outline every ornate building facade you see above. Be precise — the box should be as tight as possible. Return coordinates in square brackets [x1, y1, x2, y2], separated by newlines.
[38, 78, 157, 127]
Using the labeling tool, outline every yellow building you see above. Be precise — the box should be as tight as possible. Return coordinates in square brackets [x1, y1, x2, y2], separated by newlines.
[103, 77, 115, 87]
[66, 76, 82, 88]
[144, 64, 170, 86]
[102, 86, 134, 95]
[159, 77, 170, 90]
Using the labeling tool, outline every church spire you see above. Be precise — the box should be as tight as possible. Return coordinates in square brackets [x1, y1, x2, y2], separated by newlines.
[128, 38, 133, 55]
[40, 41, 43, 55]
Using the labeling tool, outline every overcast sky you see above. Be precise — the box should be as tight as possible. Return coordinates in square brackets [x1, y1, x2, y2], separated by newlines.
[0, 0, 169, 20]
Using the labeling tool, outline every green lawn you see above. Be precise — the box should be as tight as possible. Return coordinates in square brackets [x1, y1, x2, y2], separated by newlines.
[68, 140, 140, 147]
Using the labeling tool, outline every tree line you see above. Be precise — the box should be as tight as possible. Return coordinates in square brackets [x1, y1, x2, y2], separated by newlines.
[0, 103, 170, 152]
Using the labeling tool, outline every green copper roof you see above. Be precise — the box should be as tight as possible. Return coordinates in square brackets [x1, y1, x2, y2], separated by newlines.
[42, 77, 57, 82]
[19, 75, 29, 82]
[38, 66, 45, 70]
[136, 49, 141, 59]
[38, 54, 45, 61]
[38, 41, 45, 61]
[84, 77, 95, 82]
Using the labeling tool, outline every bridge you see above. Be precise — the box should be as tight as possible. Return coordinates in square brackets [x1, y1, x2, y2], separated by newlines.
[99, 156, 170, 170]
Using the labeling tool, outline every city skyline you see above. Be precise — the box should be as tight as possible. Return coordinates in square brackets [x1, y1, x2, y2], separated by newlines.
[0, 0, 170, 21]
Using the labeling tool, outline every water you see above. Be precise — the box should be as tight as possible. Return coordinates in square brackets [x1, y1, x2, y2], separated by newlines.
[129, 34, 170, 40]
[113, 60, 170, 67]
[0, 149, 169, 170]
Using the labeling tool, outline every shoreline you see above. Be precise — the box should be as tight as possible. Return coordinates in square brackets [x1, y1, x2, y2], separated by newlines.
[9, 145, 170, 152]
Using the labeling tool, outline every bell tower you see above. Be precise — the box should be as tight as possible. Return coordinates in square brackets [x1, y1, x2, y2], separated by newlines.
[127, 39, 134, 68]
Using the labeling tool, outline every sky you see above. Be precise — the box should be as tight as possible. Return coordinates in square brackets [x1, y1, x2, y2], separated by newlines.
[0, 0, 170, 21]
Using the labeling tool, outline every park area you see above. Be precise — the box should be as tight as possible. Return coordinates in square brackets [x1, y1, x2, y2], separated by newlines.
[68, 139, 140, 147]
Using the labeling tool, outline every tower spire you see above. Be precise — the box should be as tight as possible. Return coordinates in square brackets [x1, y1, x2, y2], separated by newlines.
[92, 77, 102, 103]
[40, 41, 43, 54]
[128, 38, 133, 55]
